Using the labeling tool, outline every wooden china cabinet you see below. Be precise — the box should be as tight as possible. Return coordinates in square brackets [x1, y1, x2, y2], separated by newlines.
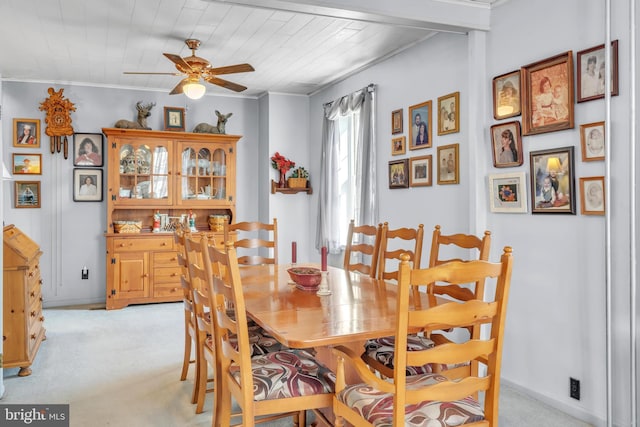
[102, 128, 240, 310]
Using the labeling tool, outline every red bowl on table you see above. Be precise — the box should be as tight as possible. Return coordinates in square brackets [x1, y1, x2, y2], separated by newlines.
[287, 267, 322, 291]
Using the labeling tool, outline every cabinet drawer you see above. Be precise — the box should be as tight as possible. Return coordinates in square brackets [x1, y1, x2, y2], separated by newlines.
[154, 267, 181, 284]
[113, 236, 174, 252]
[153, 281, 182, 298]
[154, 251, 179, 267]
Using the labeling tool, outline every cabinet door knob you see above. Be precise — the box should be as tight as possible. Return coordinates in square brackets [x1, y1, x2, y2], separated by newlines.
[30, 311, 36, 317]
[30, 334, 36, 340]
[39, 316, 45, 322]
[30, 291, 36, 297]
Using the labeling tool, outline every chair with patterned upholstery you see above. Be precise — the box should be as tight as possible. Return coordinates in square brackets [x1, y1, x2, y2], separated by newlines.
[207, 241, 334, 427]
[333, 248, 513, 427]
[376, 222, 424, 281]
[343, 220, 382, 278]
[223, 218, 278, 265]
[362, 225, 492, 379]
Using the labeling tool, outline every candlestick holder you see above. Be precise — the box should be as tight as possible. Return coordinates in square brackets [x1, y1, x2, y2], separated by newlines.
[316, 271, 331, 296]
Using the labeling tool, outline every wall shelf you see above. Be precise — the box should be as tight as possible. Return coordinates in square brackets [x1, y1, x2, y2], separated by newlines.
[271, 180, 312, 195]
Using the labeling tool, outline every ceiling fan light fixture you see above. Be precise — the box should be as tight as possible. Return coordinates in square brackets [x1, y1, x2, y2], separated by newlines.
[183, 81, 206, 99]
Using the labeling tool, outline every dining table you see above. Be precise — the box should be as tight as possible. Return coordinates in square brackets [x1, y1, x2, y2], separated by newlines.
[239, 263, 441, 381]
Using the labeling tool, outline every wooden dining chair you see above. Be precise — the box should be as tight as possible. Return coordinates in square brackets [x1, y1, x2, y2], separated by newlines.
[206, 241, 334, 427]
[333, 248, 513, 427]
[343, 220, 382, 278]
[376, 222, 424, 281]
[224, 218, 278, 265]
[174, 225, 201, 406]
[362, 225, 492, 379]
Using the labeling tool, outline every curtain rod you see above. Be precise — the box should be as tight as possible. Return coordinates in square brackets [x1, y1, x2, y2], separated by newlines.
[323, 83, 376, 107]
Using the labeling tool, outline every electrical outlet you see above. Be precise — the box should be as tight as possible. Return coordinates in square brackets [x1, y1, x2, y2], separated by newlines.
[81, 267, 89, 280]
[570, 377, 580, 400]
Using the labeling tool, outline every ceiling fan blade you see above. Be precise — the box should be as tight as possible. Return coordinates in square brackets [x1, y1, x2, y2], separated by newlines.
[169, 78, 188, 95]
[207, 63, 255, 76]
[163, 53, 193, 72]
[204, 75, 248, 92]
[123, 72, 182, 76]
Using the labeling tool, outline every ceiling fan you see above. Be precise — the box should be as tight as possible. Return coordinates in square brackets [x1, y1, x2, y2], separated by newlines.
[124, 39, 255, 98]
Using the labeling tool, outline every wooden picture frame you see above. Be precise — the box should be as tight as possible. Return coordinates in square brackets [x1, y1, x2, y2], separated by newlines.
[164, 106, 185, 131]
[437, 143, 459, 185]
[391, 136, 406, 156]
[490, 121, 523, 168]
[409, 100, 432, 149]
[73, 168, 103, 202]
[409, 155, 432, 187]
[521, 51, 574, 136]
[577, 40, 619, 103]
[391, 109, 403, 134]
[15, 181, 40, 208]
[73, 133, 104, 167]
[437, 92, 460, 135]
[580, 176, 605, 215]
[530, 146, 575, 214]
[492, 70, 521, 120]
[13, 118, 40, 148]
[388, 159, 409, 188]
[12, 153, 42, 175]
[580, 121, 605, 161]
[488, 172, 528, 213]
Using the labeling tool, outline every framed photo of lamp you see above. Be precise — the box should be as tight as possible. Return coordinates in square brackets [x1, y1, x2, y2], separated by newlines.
[408, 100, 432, 149]
[437, 143, 459, 185]
[391, 109, 403, 134]
[488, 172, 528, 213]
[579, 176, 605, 215]
[577, 40, 619, 103]
[493, 70, 521, 120]
[521, 51, 574, 136]
[164, 106, 185, 131]
[15, 181, 40, 208]
[580, 121, 605, 161]
[409, 155, 432, 187]
[529, 146, 576, 214]
[490, 121, 523, 168]
[437, 92, 459, 135]
[388, 159, 409, 188]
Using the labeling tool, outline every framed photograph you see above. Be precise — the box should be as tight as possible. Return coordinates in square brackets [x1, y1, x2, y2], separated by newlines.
[388, 159, 409, 188]
[580, 176, 605, 215]
[409, 100, 432, 149]
[13, 118, 40, 148]
[577, 40, 619, 103]
[437, 92, 460, 135]
[493, 70, 521, 120]
[530, 146, 576, 214]
[580, 121, 605, 161]
[73, 133, 104, 167]
[15, 181, 40, 209]
[164, 106, 185, 131]
[437, 143, 459, 185]
[391, 136, 406, 156]
[12, 153, 42, 175]
[488, 172, 528, 213]
[490, 121, 523, 168]
[73, 168, 103, 202]
[391, 109, 403, 134]
[409, 155, 432, 187]
[521, 51, 574, 136]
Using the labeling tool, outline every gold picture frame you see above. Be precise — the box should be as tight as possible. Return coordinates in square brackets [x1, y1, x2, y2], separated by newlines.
[437, 144, 459, 185]
[13, 118, 40, 148]
[409, 100, 432, 149]
[521, 51, 574, 136]
[12, 153, 42, 175]
[15, 181, 41, 208]
[409, 155, 432, 187]
[580, 121, 605, 162]
[579, 176, 605, 215]
[391, 136, 406, 156]
[437, 92, 459, 135]
[492, 70, 521, 120]
[391, 108, 403, 134]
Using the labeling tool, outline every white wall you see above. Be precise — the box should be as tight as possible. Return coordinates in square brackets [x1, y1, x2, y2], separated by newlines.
[2, 82, 259, 307]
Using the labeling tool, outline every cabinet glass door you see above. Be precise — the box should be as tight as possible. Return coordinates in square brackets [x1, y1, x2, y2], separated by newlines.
[179, 145, 229, 203]
[117, 142, 171, 203]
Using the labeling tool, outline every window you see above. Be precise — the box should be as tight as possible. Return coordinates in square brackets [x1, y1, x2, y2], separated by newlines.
[336, 110, 360, 247]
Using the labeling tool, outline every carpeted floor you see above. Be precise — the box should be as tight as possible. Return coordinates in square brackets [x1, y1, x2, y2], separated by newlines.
[1, 303, 592, 426]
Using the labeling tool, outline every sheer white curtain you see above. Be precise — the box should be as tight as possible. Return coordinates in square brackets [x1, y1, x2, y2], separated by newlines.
[316, 85, 377, 253]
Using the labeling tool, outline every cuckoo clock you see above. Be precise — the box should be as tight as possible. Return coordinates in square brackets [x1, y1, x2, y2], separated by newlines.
[39, 88, 76, 158]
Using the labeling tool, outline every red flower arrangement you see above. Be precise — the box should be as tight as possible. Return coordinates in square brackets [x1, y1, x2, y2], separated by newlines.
[271, 152, 295, 172]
